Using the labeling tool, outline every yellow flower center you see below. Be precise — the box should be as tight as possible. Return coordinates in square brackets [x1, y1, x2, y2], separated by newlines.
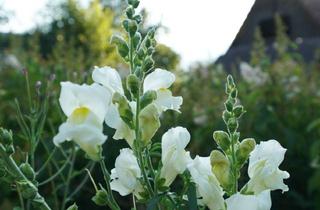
[69, 107, 90, 124]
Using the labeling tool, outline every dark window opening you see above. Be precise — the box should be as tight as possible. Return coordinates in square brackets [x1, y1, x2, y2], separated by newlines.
[259, 15, 292, 39]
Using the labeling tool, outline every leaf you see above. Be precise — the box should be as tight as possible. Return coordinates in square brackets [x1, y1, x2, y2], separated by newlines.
[187, 183, 198, 210]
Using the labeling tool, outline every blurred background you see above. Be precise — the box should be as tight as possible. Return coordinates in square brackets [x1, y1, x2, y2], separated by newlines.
[0, 0, 320, 209]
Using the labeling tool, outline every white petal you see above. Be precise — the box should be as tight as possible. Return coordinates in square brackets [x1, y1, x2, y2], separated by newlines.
[113, 121, 136, 147]
[59, 82, 110, 123]
[154, 89, 183, 113]
[110, 149, 142, 196]
[92, 66, 124, 95]
[187, 156, 225, 210]
[105, 104, 122, 129]
[53, 115, 107, 161]
[143, 69, 175, 92]
[247, 140, 290, 194]
[226, 190, 272, 210]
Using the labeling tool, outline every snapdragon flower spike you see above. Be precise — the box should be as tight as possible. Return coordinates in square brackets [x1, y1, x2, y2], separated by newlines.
[53, 82, 111, 161]
[226, 190, 271, 210]
[187, 156, 225, 210]
[160, 127, 191, 186]
[110, 148, 143, 197]
[246, 140, 290, 194]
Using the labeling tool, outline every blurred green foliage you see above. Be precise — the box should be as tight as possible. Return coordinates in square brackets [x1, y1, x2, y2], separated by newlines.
[0, 2, 319, 210]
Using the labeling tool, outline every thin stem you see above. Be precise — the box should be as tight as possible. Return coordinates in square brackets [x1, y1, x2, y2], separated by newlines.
[36, 147, 57, 175]
[60, 148, 76, 210]
[230, 133, 238, 194]
[17, 184, 25, 210]
[99, 159, 120, 210]
[129, 36, 134, 74]
[133, 194, 137, 210]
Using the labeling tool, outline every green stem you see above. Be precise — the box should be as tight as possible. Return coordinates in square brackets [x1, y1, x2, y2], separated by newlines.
[99, 159, 120, 210]
[17, 184, 25, 210]
[60, 148, 76, 210]
[0, 144, 51, 210]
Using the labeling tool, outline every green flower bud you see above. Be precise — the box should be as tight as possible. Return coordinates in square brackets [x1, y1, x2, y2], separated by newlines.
[210, 150, 232, 190]
[222, 110, 232, 124]
[112, 93, 135, 129]
[128, 0, 140, 8]
[147, 28, 156, 39]
[128, 20, 138, 37]
[143, 56, 154, 72]
[145, 38, 152, 48]
[5, 145, 15, 155]
[230, 89, 238, 98]
[137, 48, 145, 59]
[227, 118, 238, 133]
[92, 190, 108, 206]
[133, 32, 142, 49]
[227, 75, 235, 89]
[139, 104, 160, 144]
[213, 131, 230, 151]
[0, 166, 6, 177]
[225, 99, 234, 112]
[110, 35, 129, 59]
[0, 128, 13, 145]
[140, 90, 157, 110]
[127, 74, 140, 97]
[67, 203, 78, 210]
[133, 15, 142, 24]
[134, 66, 143, 78]
[236, 138, 256, 167]
[147, 47, 155, 55]
[122, 19, 129, 31]
[19, 163, 35, 181]
[19, 181, 38, 199]
[126, 6, 135, 19]
[233, 105, 245, 118]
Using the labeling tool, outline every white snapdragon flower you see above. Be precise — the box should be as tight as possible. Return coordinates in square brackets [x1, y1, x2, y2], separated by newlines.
[187, 156, 225, 210]
[143, 68, 183, 113]
[92, 66, 136, 144]
[160, 127, 191, 186]
[246, 140, 290, 194]
[240, 62, 268, 86]
[92, 66, 183, 145]
[53, 82, 111, 160]
[226, 190, 271, 210]
[110, 148, 143, 197]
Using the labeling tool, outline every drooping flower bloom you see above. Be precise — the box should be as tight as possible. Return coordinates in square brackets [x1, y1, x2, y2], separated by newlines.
[110, 148, 143, 197]
[53, 82, 111, 160]
[160, 127, 191, 186]
[92, 66, 136, 144]
[226, 190, 271, 210]
[187, 156, 225, 210]
[246, 140, 290, 194]
[143, 68, 183, 113]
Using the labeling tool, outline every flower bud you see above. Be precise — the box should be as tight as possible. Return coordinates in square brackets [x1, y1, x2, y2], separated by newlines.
[143, 56, 154, 72]
[126, 6, 135, 19]
[128, 20, 138, 37]
[222, 110, 232, 124]
[210, 150, 232, 190]
[140, 90, 157, 110]
[139, 104, 160, 144]
[227, 75, 235, 89]
[236, 138, 256, 167]
[112, 93, 135, 129]
[133, 15, 142, 24]
[5, 145, 15, 155]
[19, 181, 38, 199]
[230, 89, 238, 98]
[110, 35, 129, 59]
[233, 105, 245, 118]
[147, 47, 155, 55]
[19, 163, 35, 181]
[0, 128, 13, 145]
[213, 131, 230, 151]
[92, 190, 108, 206]
[127, 74, 140, 97]
[128, 0, 140, 8]
[133, 32, 142, 49]
[67, 203, 78, 210]
[0, 165, 6, 177]
[227, 118, 238, 133]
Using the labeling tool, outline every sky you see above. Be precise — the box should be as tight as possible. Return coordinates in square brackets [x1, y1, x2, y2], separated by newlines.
[0, 0, 255, 67]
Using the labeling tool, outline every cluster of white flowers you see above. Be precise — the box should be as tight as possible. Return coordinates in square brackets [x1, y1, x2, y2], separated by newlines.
[240, 62, 269, 87]
[53, 64, 289, 209]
